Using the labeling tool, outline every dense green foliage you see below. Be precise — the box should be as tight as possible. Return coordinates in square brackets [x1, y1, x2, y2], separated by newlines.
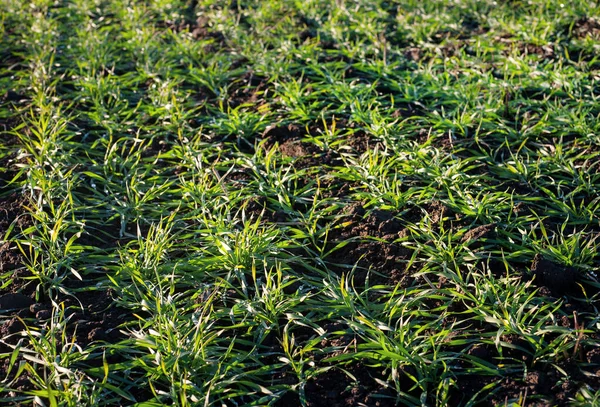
[1, 0, 600, 405]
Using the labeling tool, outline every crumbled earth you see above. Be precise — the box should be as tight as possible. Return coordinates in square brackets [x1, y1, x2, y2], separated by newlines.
[325, 203, 411, 287]
[262, 123, 342, 169]
[325, 201, 451, 288]
[0, 283, 132, 395]
[0, 134, 31, 289]
[0, 137, 36, 393]
[531, 254, 577, 296]
[304, 364, 396, 407]
[275, 363, 396, 407]
[571, 16, 600, 40]
[0, 193, 28, 277]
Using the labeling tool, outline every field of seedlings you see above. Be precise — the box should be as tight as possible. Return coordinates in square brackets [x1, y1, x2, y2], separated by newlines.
[1, 0, 600, 405]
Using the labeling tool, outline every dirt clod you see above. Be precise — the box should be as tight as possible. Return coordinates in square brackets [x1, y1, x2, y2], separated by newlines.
[262, 123, 340, 169]
[303, 364, 396, 407]
[461, 223, 497, 247]
[572, 17, 600, 40]
[327, 204, 411, 287]
[531, 254, 577, 296]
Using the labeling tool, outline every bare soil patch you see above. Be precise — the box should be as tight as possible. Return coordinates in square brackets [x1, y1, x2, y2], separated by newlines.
[262, 123, 341, 169]
[227, 70, 269, 108]
[275, 363, 396, 407]
[572, 17, 600, 40]
[325, 203, 412, 287]
[531, 254, 578, 297]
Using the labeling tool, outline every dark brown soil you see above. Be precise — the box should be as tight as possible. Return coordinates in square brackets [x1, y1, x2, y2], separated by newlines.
[0, 132, 31, 287]
[158, 15, 226, 46]
[343, 130, 383, 156]
[275, 363, 396, 407]
[76, 217, 132, 250]
[306, 364, 396, 407]
[240, 195, 288, 224]
[454, 360, 600, 406]
[512, 42, 555, 60]
[460, 223, 497, 248]
[571, 17, 600, 40]
[0, 133, 37, 394]
[325, 203, 413, 287]
[0, 193, 29, 276]
[227, 71, 269, 108]
[262, 123, 342, 169]
[448, 329, 600, 406]
[531, 254, 577, 296]
[0, 285, 132, 401]
[0, 90, 26, 105]
[324, 201, 451, 289]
